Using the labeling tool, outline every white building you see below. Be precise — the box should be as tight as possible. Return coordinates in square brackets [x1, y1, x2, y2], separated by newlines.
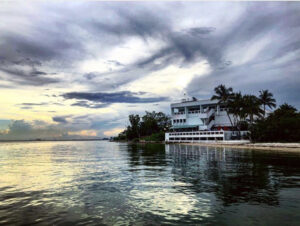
[165, 97, 249, 142]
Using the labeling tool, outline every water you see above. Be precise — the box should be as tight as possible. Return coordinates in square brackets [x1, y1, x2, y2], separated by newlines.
[0, 141, 300, 225]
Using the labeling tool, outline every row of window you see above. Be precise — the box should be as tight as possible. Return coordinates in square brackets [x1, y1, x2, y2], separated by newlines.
[173, 119, 186, 124]
[173, 108, 228, 115]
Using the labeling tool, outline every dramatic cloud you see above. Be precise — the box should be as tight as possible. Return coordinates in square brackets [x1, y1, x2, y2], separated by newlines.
[63, 91, 168, 104]
[71, 101, 110, 109]
[0, 2, 300, 139]
[52, 116, 68, 124]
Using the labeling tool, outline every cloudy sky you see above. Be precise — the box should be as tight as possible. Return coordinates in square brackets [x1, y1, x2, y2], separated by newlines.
[0, 1, 299, 139]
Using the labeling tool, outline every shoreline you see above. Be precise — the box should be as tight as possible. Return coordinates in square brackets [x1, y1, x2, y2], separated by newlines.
[178, 142, 300, 152]
[112, 140, 300, 152]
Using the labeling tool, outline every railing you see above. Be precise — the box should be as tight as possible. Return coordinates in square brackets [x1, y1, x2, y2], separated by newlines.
[168, 131, 224, 137]
[188, 110, 201, 114]
[173, 112, 185, 115]
[165, 130, 250, 142]
[198, 112, 208, 118]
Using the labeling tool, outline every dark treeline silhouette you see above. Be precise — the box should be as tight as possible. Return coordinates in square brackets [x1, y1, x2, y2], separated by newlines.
[211, 84, 300, 142]
[114, 111, 171, 142]
[251, 104, 300, 142]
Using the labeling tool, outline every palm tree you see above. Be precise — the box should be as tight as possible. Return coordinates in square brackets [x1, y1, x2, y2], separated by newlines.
[228, 92, 244, 129]
[259, 90, 276, 117]
[242, 95, 264, 124]
[211, 84, 234, 128]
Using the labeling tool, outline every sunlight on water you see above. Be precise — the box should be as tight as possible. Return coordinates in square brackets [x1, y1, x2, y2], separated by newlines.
[0, 141, 300, 225]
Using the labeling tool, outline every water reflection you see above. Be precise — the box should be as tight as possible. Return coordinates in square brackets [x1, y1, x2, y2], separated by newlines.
[166, 144, 284, 206]
[0, 141, 300, 225]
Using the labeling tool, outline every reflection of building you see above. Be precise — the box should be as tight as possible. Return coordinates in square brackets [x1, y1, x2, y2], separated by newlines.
[165, 144, 281, 207]
[165, 97, 249, 142]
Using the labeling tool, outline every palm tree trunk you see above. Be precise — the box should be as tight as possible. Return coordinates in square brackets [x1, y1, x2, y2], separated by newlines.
[263, 104, 266, 118]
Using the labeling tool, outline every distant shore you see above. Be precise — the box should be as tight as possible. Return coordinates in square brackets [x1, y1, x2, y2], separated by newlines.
[0, 139, 108, 142]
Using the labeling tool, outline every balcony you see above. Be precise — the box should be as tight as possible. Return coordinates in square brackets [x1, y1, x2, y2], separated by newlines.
[198, 112, 208, 119]
[172, 112, 186, 119]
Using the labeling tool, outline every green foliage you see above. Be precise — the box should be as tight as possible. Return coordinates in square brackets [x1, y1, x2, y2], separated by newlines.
[250, 104, 300, 142]
[115, 111, 171, 141]
[132, 138, 140, 143]
[144, 131, 165, 142]
[127, 114, 140, 140]
[211, 84, 234, 105]
[211, 84, 234, 127]
[259, 89, 276, 117]
[242, 95, 264, 124]
[212, 85, 274, 131]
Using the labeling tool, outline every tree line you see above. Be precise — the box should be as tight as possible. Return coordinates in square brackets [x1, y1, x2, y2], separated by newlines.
[114, 111, 171, 142]
[211, 84, 300, 142]
[211, 84, 276, 130]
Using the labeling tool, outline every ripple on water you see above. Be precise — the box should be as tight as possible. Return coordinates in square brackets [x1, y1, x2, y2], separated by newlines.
[0, 141, 300, 225]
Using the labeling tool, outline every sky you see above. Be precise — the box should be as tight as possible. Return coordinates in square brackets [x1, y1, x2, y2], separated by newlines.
[0, 1, 300, 140]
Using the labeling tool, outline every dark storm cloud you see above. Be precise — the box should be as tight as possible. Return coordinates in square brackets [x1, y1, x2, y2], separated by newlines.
[0, 63, 60, 86]
[52, 116, 68, 124]
[18, 102, 48, 106]
[83, 73, 97, 80]
[89, 4, 169, 39]
[0, 2, 300, 107]
[0, 2, 170, 87]
[185, 2, 300, 107]
[16, 102, 64, 109]
[71, 101, 110, 109]
[63, 91, 168, 104]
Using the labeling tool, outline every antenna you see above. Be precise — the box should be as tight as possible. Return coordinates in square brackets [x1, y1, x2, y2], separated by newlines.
[182, 92, 187, 102]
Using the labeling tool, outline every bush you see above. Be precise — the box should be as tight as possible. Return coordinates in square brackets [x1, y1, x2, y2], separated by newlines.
[250, 104, 300, 142]
[144, 131, 165, 142]
[132, 138, 140, 143]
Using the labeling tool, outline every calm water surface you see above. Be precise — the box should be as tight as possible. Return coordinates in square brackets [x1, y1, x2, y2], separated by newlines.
[0, 141, 300, 225]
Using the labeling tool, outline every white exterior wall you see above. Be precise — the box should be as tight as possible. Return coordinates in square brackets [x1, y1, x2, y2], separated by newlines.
[186, 114, 204, 126]
[171, 99, 233, 130]
[214, 111, 233, 126]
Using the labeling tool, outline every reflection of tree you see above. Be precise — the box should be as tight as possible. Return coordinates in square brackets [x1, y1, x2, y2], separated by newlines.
[167, 145, 300, 206]
[126, 143, 167, 168]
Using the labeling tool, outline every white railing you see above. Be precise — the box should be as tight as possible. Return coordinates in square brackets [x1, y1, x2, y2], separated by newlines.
[198, 112, 208, 118]
[188, 110, 201, 114]
[165, 130, 250, 142]
[168, 131, 224, 137]
[172, 114, 186, 120]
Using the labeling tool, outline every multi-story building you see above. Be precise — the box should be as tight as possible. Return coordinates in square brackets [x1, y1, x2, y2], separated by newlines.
[165, 97, 248, 142]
